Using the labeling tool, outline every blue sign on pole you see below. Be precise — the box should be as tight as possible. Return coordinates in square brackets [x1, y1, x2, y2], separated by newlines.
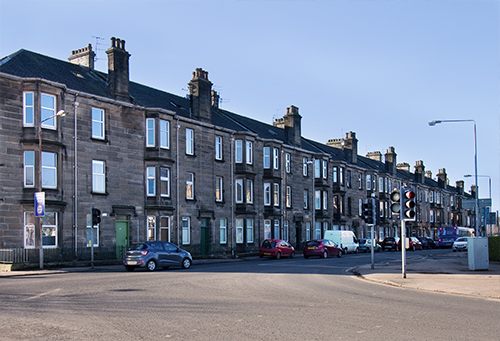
[34, 192, 45, 217]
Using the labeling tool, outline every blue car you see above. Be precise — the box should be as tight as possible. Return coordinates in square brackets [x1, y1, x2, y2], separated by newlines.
[123, 241, 193, 271]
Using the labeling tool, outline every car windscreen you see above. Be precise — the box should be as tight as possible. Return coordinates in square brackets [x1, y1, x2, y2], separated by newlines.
[305, 241, 320, 247]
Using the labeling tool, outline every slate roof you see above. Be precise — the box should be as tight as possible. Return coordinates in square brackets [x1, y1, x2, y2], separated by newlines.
[1, 48, 464, 195]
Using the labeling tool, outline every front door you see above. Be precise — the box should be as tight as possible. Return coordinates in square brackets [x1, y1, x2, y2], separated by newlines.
[200, 218, 210, 256]
[295, 222, 302, 251]
[116, 220, 129, 260]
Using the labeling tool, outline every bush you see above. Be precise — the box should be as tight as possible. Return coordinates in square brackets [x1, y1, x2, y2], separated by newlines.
[489, 236, 500, 261]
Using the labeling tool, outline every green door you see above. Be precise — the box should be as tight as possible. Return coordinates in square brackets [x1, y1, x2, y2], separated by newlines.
[200, 218, 210, 256]
[116, 220, 129, 260]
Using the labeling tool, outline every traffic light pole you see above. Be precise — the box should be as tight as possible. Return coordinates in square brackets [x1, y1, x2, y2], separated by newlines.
[370, 223, 375, 269]
[401, 218, 406, 279]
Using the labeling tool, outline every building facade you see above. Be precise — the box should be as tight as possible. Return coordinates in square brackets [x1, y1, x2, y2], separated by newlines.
[0, 37, 477, 259]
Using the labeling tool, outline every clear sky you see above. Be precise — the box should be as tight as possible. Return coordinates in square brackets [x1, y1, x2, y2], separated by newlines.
[1, 0, 499, 216]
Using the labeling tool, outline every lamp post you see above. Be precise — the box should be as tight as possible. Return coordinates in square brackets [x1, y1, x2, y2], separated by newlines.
[428, 119, 479, 237]
[37, 109, 67, 269]
[465, 174, 491, 235]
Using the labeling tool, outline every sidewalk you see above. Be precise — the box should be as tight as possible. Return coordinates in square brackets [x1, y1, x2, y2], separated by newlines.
[353, 251, 500, 300]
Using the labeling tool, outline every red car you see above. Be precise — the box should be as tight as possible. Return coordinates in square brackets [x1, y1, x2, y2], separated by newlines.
[258, 239, 295, 259]
[398, 237, 423, 251]
[303, 239, 342, 259]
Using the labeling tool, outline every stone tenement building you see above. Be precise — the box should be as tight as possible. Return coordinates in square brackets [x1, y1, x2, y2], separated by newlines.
[0, 37, 476, 258]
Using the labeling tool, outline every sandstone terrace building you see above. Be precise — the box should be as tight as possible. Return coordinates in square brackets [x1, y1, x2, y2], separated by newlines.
[0, 37, 477, 259]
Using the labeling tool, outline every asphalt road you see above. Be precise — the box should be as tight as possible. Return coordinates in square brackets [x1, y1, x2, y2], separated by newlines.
[1, 249, 498, 340]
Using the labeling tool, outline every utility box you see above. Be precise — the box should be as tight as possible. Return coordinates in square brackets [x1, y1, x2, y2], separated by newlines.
[467, 237, 489, 271]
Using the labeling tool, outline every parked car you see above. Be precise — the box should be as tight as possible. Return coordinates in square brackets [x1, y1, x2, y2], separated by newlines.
[452, 237, 468, 252]
[425, 237, 438, 249]
[259, 239, 295, 259]
[398, 237, 423, 251]
[303, 239, 342, 259]
[381, 237, 399, 251]
[416, 237, 429, 249]
[123, 241, 193, 272]
[358, 238, 381, 253]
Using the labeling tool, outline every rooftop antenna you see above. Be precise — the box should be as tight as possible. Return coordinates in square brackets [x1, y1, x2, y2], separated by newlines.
[91, 36, 106, 65]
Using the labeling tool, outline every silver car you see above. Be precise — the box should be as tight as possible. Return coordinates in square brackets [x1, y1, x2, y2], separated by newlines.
[123, 241, 193, 271]
[452, 237, 468, 252]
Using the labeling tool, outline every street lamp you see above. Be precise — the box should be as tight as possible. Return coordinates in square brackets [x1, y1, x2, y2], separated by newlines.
[428, 119, 479, 237]
[465, 174, 491, 235]
[37, 109, 67, 269]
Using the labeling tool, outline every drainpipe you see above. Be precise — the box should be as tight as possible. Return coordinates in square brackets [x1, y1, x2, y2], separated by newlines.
[230, 134, 235, 256]
[73, 98, 79, 256]
[176, 119, 180, 246]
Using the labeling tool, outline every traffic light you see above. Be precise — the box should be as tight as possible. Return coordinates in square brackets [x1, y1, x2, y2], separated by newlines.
[390, 189, 401, 214]
[402, 187, 416, 221]
[92, 208, 101, 226]
[363, 199, 374, 224]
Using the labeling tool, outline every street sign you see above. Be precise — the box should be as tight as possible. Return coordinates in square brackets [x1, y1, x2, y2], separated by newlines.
[34, 192, 45, 217]
[462, 199, 491, 209]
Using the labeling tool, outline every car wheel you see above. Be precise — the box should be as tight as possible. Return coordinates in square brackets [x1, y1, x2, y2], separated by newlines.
[322, 251, 328, 259]
[304, 254, 309, 259]
[182, 258, 192, 269]
[344, 248, 348, 255]
[290, 251, 295, 259]
[453, 249, 456, 252]
[276, 252, 281, 260]
[354, 248, 358, 254]
[337, 250, 342, 258]
[146, 259, 157, 271]
[125, 266, 135, 272]
[412, 245, 416, 251]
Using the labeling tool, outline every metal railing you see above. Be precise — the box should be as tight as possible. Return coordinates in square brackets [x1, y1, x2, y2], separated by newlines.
[0, 247, 127, 265]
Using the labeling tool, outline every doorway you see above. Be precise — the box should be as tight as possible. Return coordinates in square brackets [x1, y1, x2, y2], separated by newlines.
[115, 220, 129, 260]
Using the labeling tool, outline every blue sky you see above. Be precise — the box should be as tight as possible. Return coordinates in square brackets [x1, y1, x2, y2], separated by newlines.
[1, 0, 499, 215]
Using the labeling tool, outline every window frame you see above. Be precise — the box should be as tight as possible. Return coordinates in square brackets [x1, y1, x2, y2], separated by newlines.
[92, 107, 105, 140]
[264, 182, 271, 206]
[235, 139, 243, 163]
[235, 178, 244, 203]
[160, 119, 170, 149]
[41, 151, 57, 189]
[220, 218, 227, 244]
[273, 148, 279, 170]
[216, 176, 223, 202]
[263, 147, 270, 169]
[182, 217, 190, 244]
[146, 118, 155, 147]
[246, 219, 254, 243]
[215, 136, 223, 160]
[186, 128, 194, 155]
[273, 183, 280, 207]
[23, 92, 34, 127]
[246, 179, 253, 204]
[285, 153, 291, 173]
[236, 219, 244, 244]
[160, 167, 170, 197]
[146, 167, 155, 196]
[24, 150, 35, 188]
[246, 141, 253, 165]
[186, 172, 194, 200]
[40, 93, 56, 129]
[92, 160, 106, 194]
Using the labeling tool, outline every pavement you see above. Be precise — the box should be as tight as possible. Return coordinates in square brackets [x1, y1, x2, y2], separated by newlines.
[1, 251, 499, 300]
[352, 251, 500, 300]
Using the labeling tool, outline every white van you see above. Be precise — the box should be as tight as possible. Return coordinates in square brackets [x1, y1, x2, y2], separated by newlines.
[323, 230, 359, 254]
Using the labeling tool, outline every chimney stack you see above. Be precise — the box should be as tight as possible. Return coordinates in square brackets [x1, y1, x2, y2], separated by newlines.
[384, 147, 397, 174]
[106, 37, 130, 102]
[68, 43, 95, 69]
[189, 68, 212, 123]
[396, 162, 410, 172]
[414, 160, 425, 184]
[437, 168, 447, 189]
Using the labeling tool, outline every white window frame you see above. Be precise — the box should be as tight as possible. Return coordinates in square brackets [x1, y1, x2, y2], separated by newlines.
[359, 199, 363, 216]
[186, 128, 194, 155]
[246, 141, 253, 164]
[146, 118, 155, 147]
[235, 140, 243, 163]
[160, 119, 169, 149]
[315, 159, 320, 178]
[303, 157, 308, 176]
[41, 212, 58, 248]
[235, 178, 244, 203]
[40, 93, 56, 129]
[366, 174, 372, 190]
[246, 219, 254, 243]
[285, 153, 291, 173]
[304, 189, 309, 209]
[215, 136, 222, 160]
[236, 219, 244, 244]
[263, 147, 270, 169]
[359, 174, 362, 189]
[315, 190, 321, 210]
[92, 108, 105, 140]
[379, 177, 384, 193]
[323, 190, 328, 210]
[182, 217, 190, 244]
[92, 160, 106, 193]
[339, 167, 344, 185]
[146, 167, 155, 196]
[216, 176, 223, 202]
[333, 166, 338, 183]
[273, 148, 279, 170]
[24, 211, 36, 248]
[23, 92, 34, 127]
[286, 186, 291, 208]
[186, 172, 194, 200]
[24, 150, 35, 188]
[264, 182, 271, 206]
[160, 167, 170, 197]
[147, 216, 156, 241]
[42, 151, 57, 189]
[246, 179, 253, 204]
[273, 183, 280, 207]
[322, 160, 327, 179]
[264, 219, 271, 239]
[220, 218, 227, 244]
